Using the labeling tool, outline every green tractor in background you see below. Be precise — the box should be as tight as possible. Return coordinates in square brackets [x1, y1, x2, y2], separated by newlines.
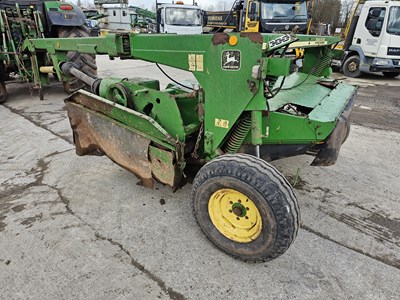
[0, 0, 97, 102]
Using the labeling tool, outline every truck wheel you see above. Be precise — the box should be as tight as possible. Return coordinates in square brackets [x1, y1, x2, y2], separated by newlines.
[57, 26, 97, 93]
[382, 72, 399, 78]
[343, 55, 362, 78]
[192, 154, 299, 262]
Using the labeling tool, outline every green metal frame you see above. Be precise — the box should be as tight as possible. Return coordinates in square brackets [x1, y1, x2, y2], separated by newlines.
[23, 32, 356, 186]
[26, 34, 348, 149]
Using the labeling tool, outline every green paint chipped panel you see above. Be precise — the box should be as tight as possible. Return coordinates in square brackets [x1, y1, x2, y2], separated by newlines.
[268, 73, 331, 111]
[309, 84, 357, 123]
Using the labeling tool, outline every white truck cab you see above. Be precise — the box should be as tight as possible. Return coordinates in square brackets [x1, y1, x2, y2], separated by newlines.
[156, 4, 203, 34]
[342, 1, 400, 78]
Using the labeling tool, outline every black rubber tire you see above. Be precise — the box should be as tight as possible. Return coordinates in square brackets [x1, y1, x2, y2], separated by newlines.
[343, 55, 362, 78]
[382, 72, 400, 78]
[342, 123, 351, 145]
[0, 81, 7, 104]
[0, 64, 7, 103]
[57, 26, 97, 94]
[192, 154, 300, 262]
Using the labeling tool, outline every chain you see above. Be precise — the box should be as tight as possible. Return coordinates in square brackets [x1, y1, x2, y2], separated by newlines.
[191, 121, 204, 160]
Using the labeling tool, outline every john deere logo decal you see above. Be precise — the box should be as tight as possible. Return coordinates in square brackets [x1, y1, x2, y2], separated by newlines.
[222, 50, 241, 70]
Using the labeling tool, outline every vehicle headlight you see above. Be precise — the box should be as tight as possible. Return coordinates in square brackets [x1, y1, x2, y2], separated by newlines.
[373, 58, 391, 66]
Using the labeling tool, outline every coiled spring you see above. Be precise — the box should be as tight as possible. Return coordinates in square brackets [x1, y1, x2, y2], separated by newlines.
[223, 117, 252, 154]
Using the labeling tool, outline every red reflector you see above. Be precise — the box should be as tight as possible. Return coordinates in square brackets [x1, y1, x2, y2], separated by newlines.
[59, 4, 73, 11]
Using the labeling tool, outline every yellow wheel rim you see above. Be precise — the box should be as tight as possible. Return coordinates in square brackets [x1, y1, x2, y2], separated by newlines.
[208, 188, 262, 243]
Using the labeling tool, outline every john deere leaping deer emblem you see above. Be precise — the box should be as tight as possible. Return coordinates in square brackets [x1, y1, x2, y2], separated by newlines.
[222, 50, 241, 70]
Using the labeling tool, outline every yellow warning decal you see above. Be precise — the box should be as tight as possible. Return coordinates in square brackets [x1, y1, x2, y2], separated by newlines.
[196, 54, 204, 72]
[188, 54, 204, 72]
[188, 54, 196, 71]
[215, 118, 229, 129]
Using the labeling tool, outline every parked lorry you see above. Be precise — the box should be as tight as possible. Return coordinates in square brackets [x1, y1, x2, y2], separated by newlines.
[23, 31, 356, 262]
[88, 0, 155, 33]
[90, 1, 202, 35]
[205, 0, 312, 33]
[334, 0, 400, 78]
[155, 1, 203, 34]
[0, 0, 96, 102]
[95, 6, 135, 32]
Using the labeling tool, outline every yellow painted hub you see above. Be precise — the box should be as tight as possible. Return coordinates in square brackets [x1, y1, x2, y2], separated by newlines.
[208, 188, 262, 243]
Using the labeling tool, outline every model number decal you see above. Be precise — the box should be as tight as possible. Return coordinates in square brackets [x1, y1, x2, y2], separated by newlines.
[268, 34, 291, 49]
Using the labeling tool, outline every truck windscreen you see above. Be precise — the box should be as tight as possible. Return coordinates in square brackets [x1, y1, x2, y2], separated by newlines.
[165, 8, 202, 26]
[387, 7, 400, 35]
[261, 0, 307, 23]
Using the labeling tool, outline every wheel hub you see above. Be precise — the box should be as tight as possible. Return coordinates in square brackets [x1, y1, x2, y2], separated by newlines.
[208, 188, 262, 243]
[232, 203, 246, 217]
[348, 61, 358, 72]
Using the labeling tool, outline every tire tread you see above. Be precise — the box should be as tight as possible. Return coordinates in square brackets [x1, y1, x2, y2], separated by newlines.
[192, 154, 300, 262]
[57, 26, 97, 93]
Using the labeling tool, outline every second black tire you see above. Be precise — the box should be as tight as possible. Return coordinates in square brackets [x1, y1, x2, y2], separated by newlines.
[57, 26, 97, 93]
[343, 55, 362, 78]
[192, 154, 300, 262]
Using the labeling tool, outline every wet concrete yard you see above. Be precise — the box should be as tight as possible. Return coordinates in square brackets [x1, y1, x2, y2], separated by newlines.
[1, 57, 400, 299]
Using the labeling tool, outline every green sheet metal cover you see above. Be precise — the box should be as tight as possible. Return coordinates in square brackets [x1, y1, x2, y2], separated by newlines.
[268, 73, 357, 123]
[309, 83, 357, 123]
[268, 73, 331, 111]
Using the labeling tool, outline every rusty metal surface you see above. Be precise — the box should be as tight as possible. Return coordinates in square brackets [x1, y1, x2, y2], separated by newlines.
[240, 32, 263, 44]
[66, 102, 155, 188]
[149, 146, 182, 190]
[66, 90, 179, 151]
[318, 79, 339, 89]
[71, 91, 113, 115]
[212, 33, 230, 45]
[172, 91, 197, 99]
